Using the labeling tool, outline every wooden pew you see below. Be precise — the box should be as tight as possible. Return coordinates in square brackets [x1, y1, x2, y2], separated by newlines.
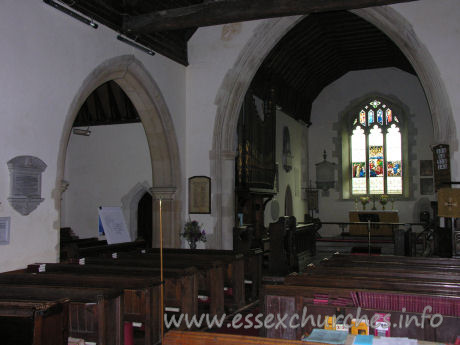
[327, 253, 460, 265]
[321, 254, 460, 271]
[133, 248, 247, 310]
[27, 262, 198, 328]
[0, 284, 123, 345]
[0, 271, 162, 345]
[268, 217, 317, 275]
[72, 255, 225, 316]
[0, 299, 69, 345]
[264, 254, 460, 342]
[284, 273, 460, 296]
[76, 240, 147, 258]
[163, 330, 314, 345]
[302, 265, 460, 281]
[263, 283, 460, 342]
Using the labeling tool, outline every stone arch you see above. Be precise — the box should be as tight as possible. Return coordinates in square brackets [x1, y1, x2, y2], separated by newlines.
[56, 55, 181, 248]
[211, 7, 456, 249]
[120, 181, 152, 242]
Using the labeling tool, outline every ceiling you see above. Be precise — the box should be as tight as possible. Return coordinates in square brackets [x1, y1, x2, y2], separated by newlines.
[74, 81, 139, 127]
[62, 0, 200, 65]
[251, 11, 415, 123]
[61, 0, 416, 126]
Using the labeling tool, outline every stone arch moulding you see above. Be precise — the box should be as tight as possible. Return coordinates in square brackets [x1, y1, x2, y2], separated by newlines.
[211, 7, 456, 249]
[56, 55, 182, 248]
[121, 181, 152, 242]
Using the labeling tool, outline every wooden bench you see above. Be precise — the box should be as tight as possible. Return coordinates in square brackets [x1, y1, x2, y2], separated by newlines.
[269, 217, 317, 275]
[263, 254, 460, 342]
[76, 240, 147, 258]
[163, 330, 315, 345]
[320, 254, 460, 270]
[27, 262, 198, 329]
[163, 248, 262, 303]
[72, 255, 225, 316]
[263, 283, 460, 342]
[137, 248, 247, 310]
[0, 299, 69, 345]
[0, 284, 123, 345]
[0, 270, 162, 345]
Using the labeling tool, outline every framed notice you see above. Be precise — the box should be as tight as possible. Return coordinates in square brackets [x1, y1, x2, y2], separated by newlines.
[432, 144, 451, 190]
[420, 160, 433, 177]
[189, 176, 211, 214]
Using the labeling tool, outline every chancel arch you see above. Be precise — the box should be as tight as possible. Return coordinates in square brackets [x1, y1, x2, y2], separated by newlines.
[57, 55, 181, 248]
[211, 7, 456, 249]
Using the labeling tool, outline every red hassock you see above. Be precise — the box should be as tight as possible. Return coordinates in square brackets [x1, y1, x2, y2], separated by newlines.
[124, 322, 134, 345]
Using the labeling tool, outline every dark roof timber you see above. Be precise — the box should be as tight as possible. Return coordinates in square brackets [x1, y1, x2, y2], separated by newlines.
[251, 11, 415, 123]
[124, 0, 421, 33]
[63, 1, 419, 125]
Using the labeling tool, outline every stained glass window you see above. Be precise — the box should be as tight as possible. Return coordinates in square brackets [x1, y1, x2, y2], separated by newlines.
[350, 100, 403, 195]
[359, 110, 366, 126]
[377, 109, 383, 125]
[386, 124, 402, 194]
[368, 110, 374, 125]
[386, 109, 392, 124]
[351, 126, 366, 194]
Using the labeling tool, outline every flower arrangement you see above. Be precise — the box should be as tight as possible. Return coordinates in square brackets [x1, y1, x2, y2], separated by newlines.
[181, 218, 207, 249]
[359, 196, 370, 210]
[379, 195, 389, 210]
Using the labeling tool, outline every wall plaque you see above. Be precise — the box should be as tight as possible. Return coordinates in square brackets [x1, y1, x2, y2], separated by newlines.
[0, 217, 10, 244]
[432, 144, 451, 191]
[188, 176, 211, 214]
[7, 156, 47, 215]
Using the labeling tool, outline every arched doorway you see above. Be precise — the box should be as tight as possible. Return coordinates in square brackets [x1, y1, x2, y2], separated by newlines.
[284, 186, 293, 217]
[138, 192, 153, 247]
[211, 7, 456, 249]
[57, 55, 182, 248]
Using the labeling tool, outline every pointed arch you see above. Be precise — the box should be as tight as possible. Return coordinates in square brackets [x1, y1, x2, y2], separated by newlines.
[56, 55, 182, 248]
[211, 7, 455, 248]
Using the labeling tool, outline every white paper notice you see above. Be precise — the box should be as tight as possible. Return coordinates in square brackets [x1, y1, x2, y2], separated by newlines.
[98, 207, 131, 244]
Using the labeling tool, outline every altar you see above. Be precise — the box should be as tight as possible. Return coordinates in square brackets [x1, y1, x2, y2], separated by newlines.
[349, 210, 399, 236]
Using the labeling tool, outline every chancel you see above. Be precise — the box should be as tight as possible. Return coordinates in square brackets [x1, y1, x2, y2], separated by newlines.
[0, 0, 460, 344]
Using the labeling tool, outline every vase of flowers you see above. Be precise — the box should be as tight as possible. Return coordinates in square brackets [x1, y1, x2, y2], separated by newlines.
[181, 218, 207, 249]
[359, 196, 370, 210]
[380, 195, 389, 210]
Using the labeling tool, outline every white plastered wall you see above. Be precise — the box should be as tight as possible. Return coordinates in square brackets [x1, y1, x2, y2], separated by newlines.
[186, 21, 264, 248]
[264, 111, 309, 226]
[0, 1, 185, 272]
[62, 123, 152, 240]
[309, 67, 434, 236]
[189, 0, 460, 248]
[0, 1, 459, 269]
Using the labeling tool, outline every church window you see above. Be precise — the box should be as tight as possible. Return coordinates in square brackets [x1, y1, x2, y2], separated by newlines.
[350, 99, 403, 195]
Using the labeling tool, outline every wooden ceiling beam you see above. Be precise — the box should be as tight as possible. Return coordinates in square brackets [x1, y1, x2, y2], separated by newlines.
[124, 0, 420, 33]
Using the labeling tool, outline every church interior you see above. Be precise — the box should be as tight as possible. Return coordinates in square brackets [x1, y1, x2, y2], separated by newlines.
[0, 0, 460, 344]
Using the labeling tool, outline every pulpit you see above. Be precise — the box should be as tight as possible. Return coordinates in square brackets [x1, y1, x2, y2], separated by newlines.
[349, 210, 398, 236]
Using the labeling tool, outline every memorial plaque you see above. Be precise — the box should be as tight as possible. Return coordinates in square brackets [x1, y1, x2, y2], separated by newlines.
[188, 176, 211, 214]
[7, 156, 47, 215]
[14, 174, 40, 196]
[0, 217, 10, 245]
[432, 144, 451, 191]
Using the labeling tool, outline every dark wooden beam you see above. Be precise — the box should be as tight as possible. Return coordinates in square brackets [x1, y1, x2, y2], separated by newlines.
[124, 0, 420, 33]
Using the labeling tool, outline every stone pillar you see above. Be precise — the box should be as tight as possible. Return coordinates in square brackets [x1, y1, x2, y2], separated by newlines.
[150, 187, 178, 248]
[210, 150, 236, 250]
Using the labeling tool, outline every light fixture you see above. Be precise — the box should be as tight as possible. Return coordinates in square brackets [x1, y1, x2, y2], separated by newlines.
[117, 35, 155, 56]
[72, 127, 91, 136]
[43, 0, 98, 29]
